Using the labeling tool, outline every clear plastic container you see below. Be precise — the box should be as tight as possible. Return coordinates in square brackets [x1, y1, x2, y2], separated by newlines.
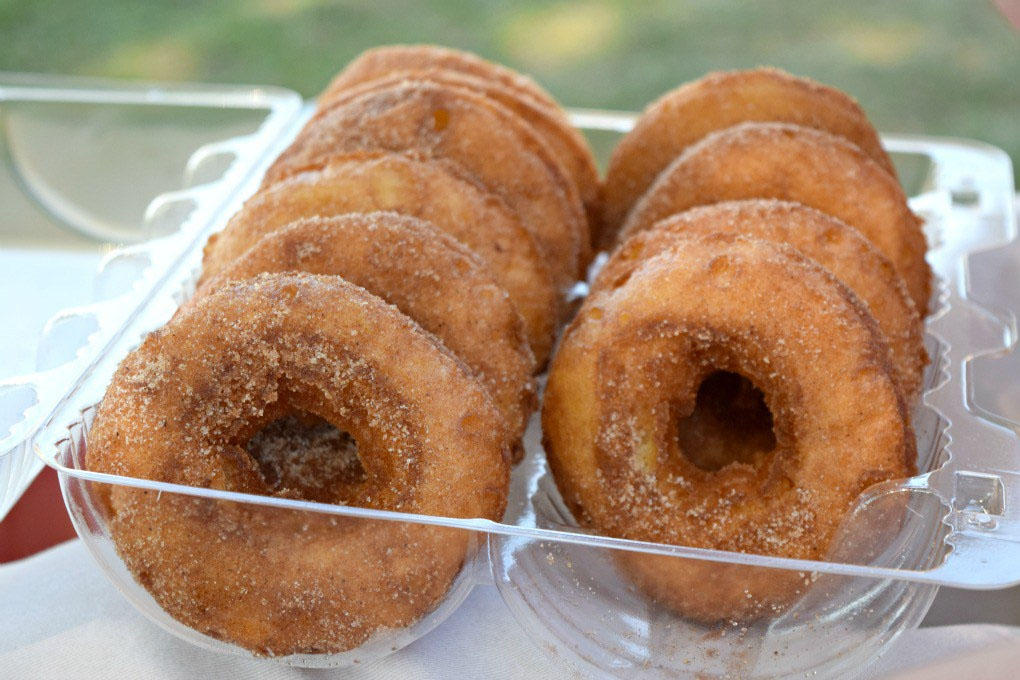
[0, 73, 302, 518]
[5, 78, 1019, 678]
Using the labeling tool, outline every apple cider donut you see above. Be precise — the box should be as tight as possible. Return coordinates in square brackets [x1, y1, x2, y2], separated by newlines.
[318, 69, 601, 231]
[543, 233, 915, 619]
[88, 273, 510, 655]
[200, 152, 558, 365]
[263, 80, 589, 287]
[595, 200, 926, 403]
[323, 44, 562, 115]
[196, 213, 536, 457]
[601, 68, 895, 247]
[621, 122, 931, 312]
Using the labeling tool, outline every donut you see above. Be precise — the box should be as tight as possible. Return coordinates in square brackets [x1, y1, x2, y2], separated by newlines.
[595, 200, 926, 403]
[620, 122, 931, 313]
[195, 213, 536, 456]
[201, 152, 558, 365]
[323, 44, 562, 115]
[318, 69, 601, 231]
[87, 273, 510, 655]
[543, 232, 915, 619]
[600, 68, 895, 247]
[263, 80, 589, 287]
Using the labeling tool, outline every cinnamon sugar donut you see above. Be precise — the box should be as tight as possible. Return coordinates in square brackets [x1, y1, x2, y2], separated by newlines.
[620, 122, 931, 312]
[196, 213, 536, 455]
[318, 69, 601, 231]
[201, 153, 558, 365]
[88, 273, 509, 655]
[543, 233, 915, 619]
[595, 200, 926, 403]
[601, 68, 895, 247]
[323, 44, 562, 114]
[263, 80, 589, 287]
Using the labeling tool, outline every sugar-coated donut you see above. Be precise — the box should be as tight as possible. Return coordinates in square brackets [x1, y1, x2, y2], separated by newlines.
[595, 200, 926, 404]
[264, 81, 589, 287]
[201, 152, 559, 365]
[88, 273, 510, 655]
[323, 44, 562, 114]
[600, 68, 895, 247]
[318, 69, 601, 232]
[543, 233, 915, 620]
[196, 213, 536, 456]
[620, 122, 931, 312]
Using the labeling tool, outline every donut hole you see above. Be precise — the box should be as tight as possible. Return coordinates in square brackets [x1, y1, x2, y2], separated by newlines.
[246, 413, 365, 503]
[673, 371, 776, 472]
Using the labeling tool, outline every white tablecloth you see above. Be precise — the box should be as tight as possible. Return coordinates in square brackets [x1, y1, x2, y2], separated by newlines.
[1, 540, 1017, 679]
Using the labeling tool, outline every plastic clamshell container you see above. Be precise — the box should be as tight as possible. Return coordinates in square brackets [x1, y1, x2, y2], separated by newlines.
[0, 73, 304, 519]
[6, 77, 1018, 678]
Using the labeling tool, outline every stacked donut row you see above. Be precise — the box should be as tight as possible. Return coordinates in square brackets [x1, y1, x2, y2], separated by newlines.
[87, 46, 599, 656]
[201, 44, 603, 451]
[543, 69, 931, 619]
[86, 54, 933, 654]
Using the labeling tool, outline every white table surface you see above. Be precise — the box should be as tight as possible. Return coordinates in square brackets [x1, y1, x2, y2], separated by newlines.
[1, 539, 1018, 680]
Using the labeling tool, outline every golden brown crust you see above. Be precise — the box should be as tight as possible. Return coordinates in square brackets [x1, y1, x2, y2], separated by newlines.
[264, 80, 589, 288]
[614, 552, 812, 623]
[88, 273, 509, 655]
[601, 68, 896, 247]
[543, 233, 914, 620]
[196, 213, 536, 456]
[201, 152, 558, 365]
[319, 68, 601, 233]
[323, 44, 562, 114]
[621, 122, 931, 313]
[595, 200, 926, 404]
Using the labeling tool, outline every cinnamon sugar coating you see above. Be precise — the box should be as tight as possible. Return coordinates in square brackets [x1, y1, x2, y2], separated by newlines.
[320, 68, 600, 231]
[263, 80, 589, 287]
[323, 44, 562, 115]
[621, 122, 931, 313]
[201, 153, 558, 365]
[88, 273, 509, 655]
[601, 68, 896, 247]
[596, 200, 926, 404]
[543, 233, 915, 620]
[196, 213, 536, 457]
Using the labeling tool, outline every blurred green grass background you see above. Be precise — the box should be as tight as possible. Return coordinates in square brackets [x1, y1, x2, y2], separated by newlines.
[1, 0, 1018, 181]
